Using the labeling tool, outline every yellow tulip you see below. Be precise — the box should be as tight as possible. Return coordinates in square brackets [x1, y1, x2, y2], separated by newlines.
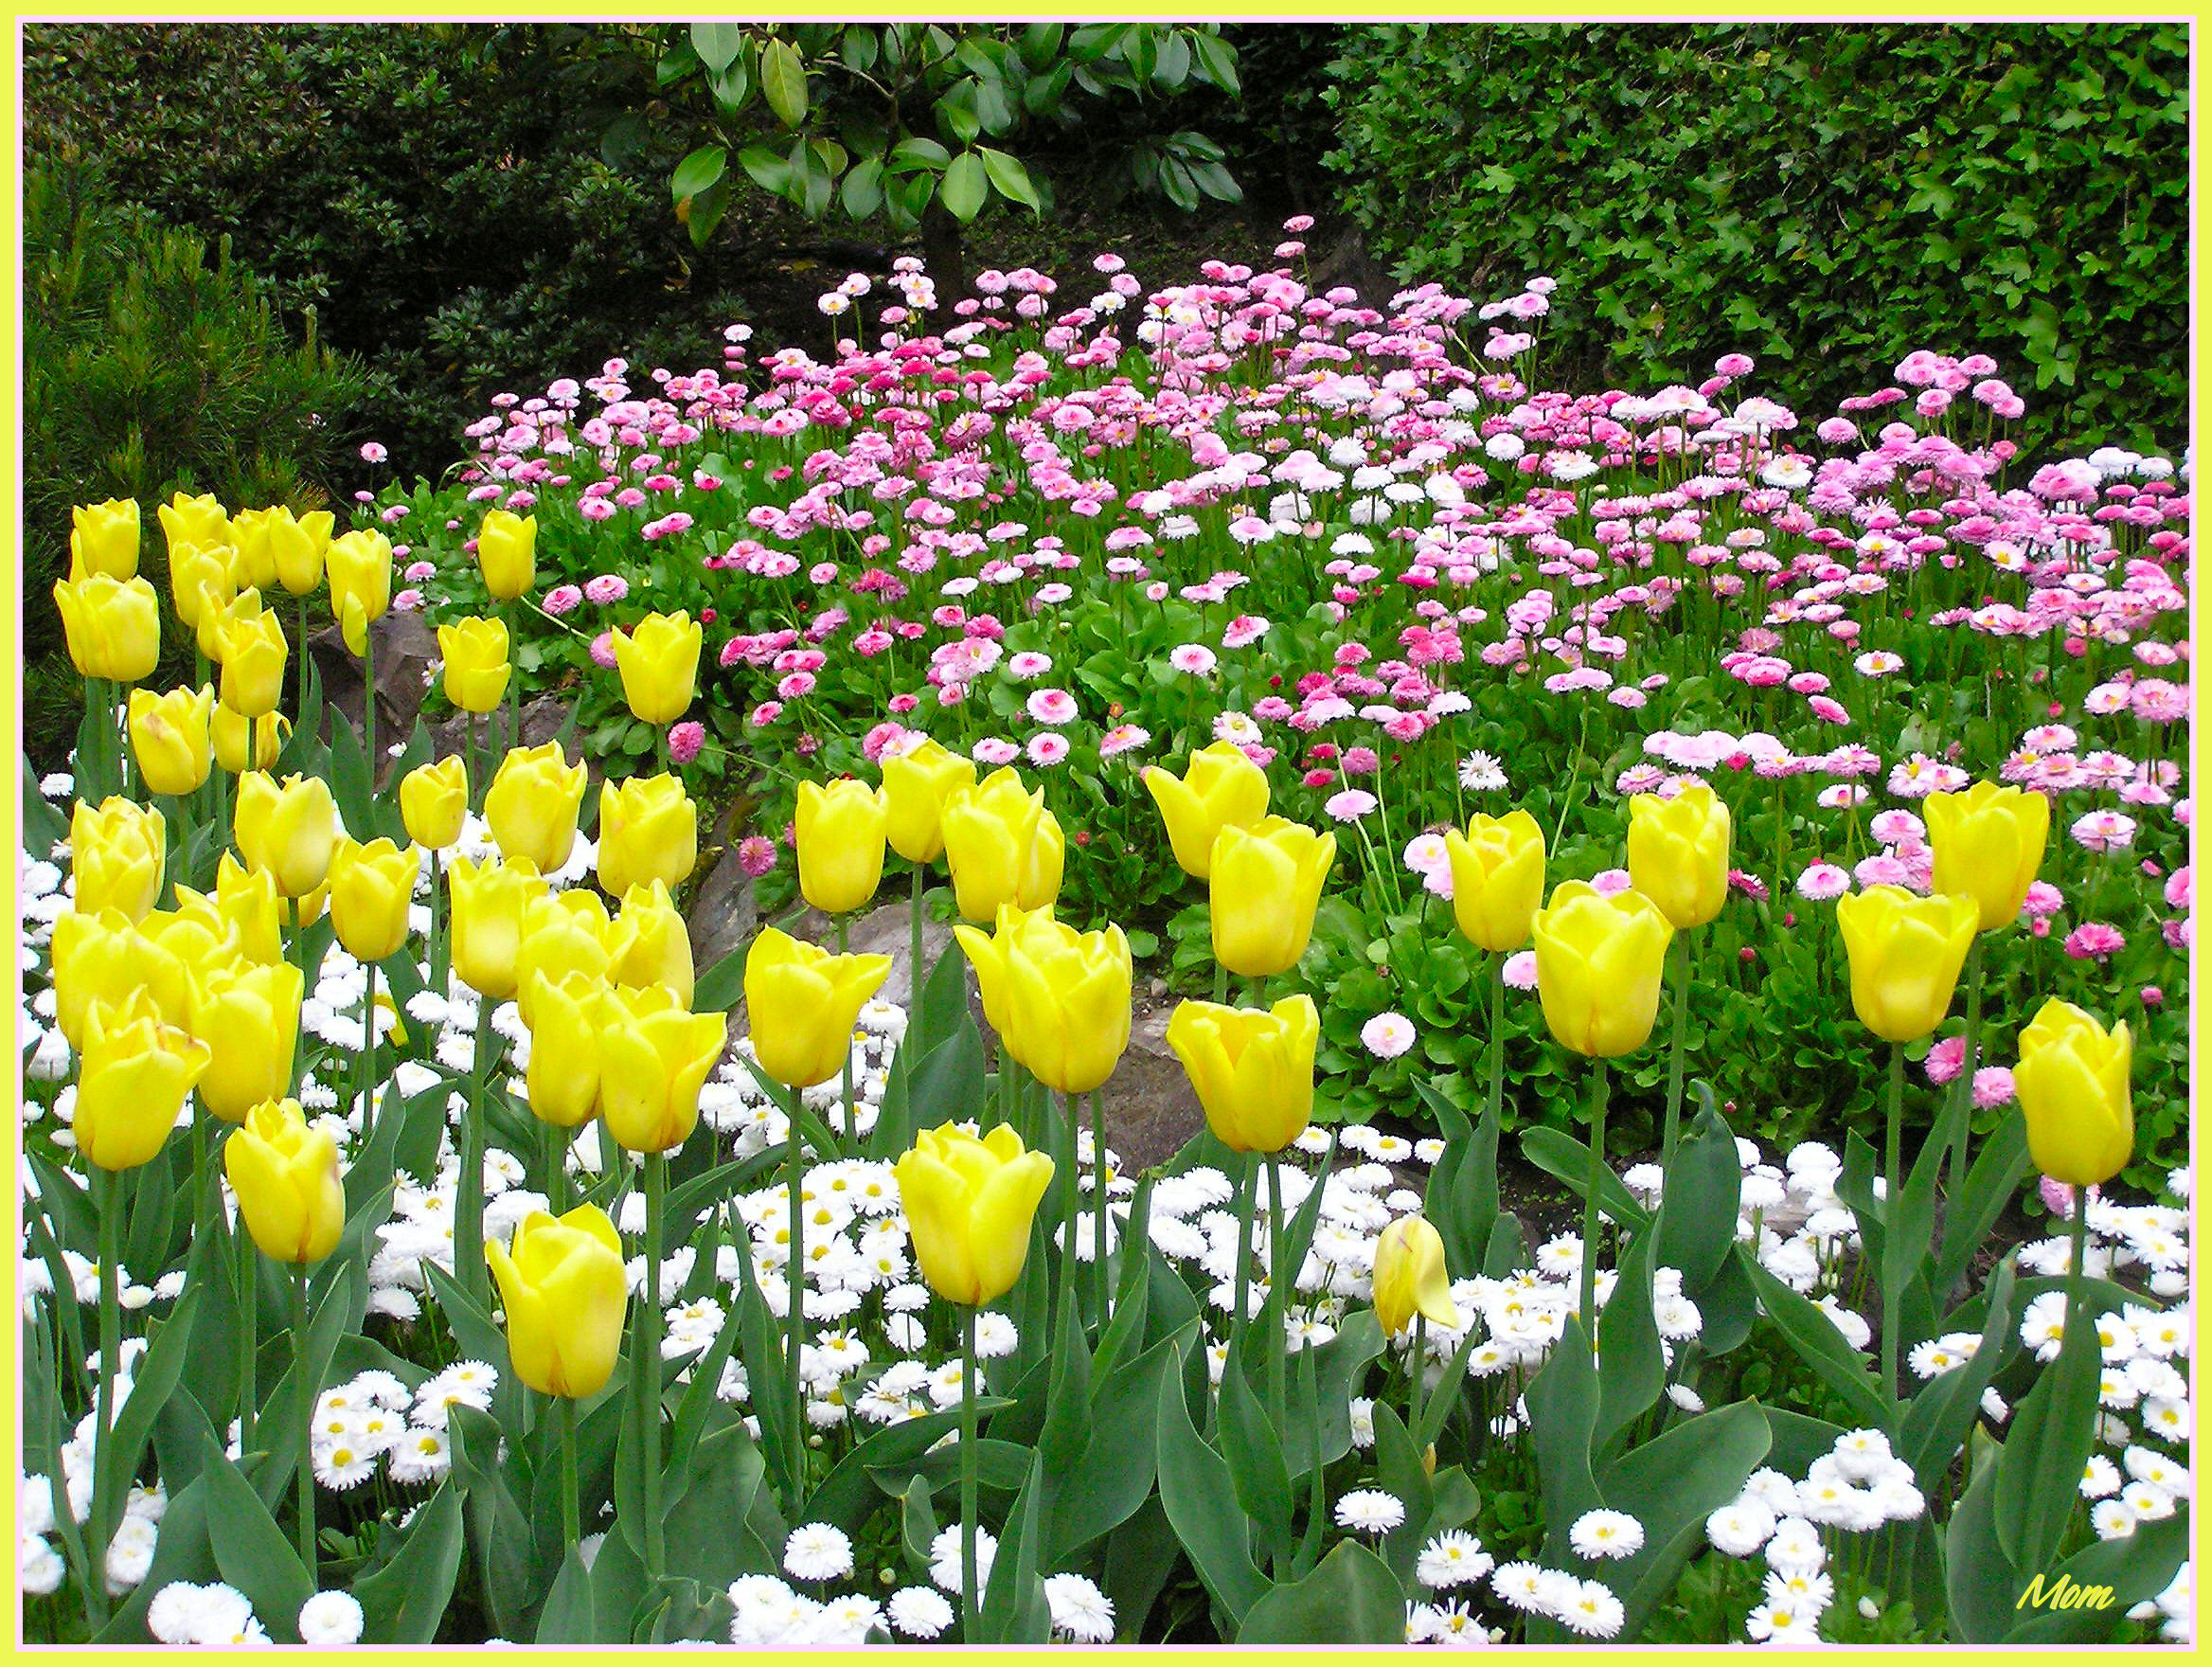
[1530, 881, 1675, 1058]
[1373, 1215, 1458, 1335]
[74, 993, 210, 1172]
[940, 767, 1064, 922]
[328, 529, 393, 654]
[52, 574, 162, 684]
[1208, 816, 1336, 977]
[605, 880, 694, 1002]
[882, 737, 975, 865]
[186, 959, 304, 1122]
[228, 508, 278, 592]
[487, 1205, 628, 1398]
[1003, 919, 1133, 1096]
[1925, 780, 2049, 933]
[1444, 809, 1546, 953]
[515, 891, 612, 1026]
[1835, 886, 1979, 1044]
[1165, 995, 1319, 1154]
[437, 616, 510, 714]
[212, 706, 290, 774]
[1626, 785, 1731, 930]
[234, 771, 338, 898]
[476, 509, 538, 600]
[69, 498, 141, 581]
[400, 756, 469, 851]
[69, 798, 166, 923]
[293, 881, 330, 930]
[597, 983, 727, 1154]
[448, 855, 549, 1001]
[195, 583, 265, 665]
[329, 836, 419, 963]
[269, 508, 335, 598]
[157, 491, 229, 557]
[611, 611, 702, 726]
[214, 604, 289, 719]
[485, 742, 587, 873]
[523, 971, 609, 1129]
[598, 774, 697, 900]
[2015, 999, 2134, 1188]
[140, 902, 245, 1000]
[167, 539, 236, 633]
[1143, 740, 1271, 880]
[128, 684, 215, 797]
[950, 903, 1064, 1043]
[742, 925, 892, 1088]
[893, 1121, 1055, 1307]
[796, 779, 888, 915]
[177, 852, 284, 966]
[52, 910, 188, 1048]
[223, 1098, 344, 1264]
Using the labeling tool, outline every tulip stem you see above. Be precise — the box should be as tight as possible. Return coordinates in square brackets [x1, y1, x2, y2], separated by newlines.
[1486, 952, 1507, 1132]
[293, 1265, 317, 1584]
[1882, 1043, 1904, 1396]
[359, 960, 378, 1135]
[785, 1098, 808, 1493]
[363, 624, 377, 794]
[237, 1221, 258, 1454]
[909, 863, 926, 1040]
[459, 1014, 493, 1305]
[958, 1306, 980, 1640]
[296, 601, 310, 715]
[1661, 932, 1692, 1168]
[1092, 1091, 1110, 1319]
[541, 1119, 568, 1213]
[559, 1393, 580, 1549]
[1409, 1313, 1429, 1443]
[1945, 939, 1986, 1228]
[1264, 1151, 1288, 1434]
[87, 1169, 122, 1628]
[1579, 1061, 1608, 1336]
[1055, 1091, 1082, 1341]
[1230, 1154, 1255, 1382]
[507, 600, 524, 761]
[1211, 959, 1228, 1006]
[639, 1150, 668, 1581]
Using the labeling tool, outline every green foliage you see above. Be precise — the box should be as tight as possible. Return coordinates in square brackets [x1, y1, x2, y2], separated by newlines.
[1324, 23, 2187, 455]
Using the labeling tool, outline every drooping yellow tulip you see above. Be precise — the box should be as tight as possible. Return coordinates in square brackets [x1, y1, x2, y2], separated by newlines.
[1208, 816, 1336, 978]
[795, 779, 888, 915]
[1924, 780, 2049, 933]
[1143, 740, 1272, 880]
[611, 611, 702, 726]
[487, 1205, 628, 1398]
[882, 737, 975, 866]
[234, 771, 337, 898]
[327, 529, 394, 654]
[1626, 784, 1731, 930]
[597, 983, 727, 1154]
[128, 684, 215, 797]
[1529, 881, 1675, 1058]
[514, 891, 612, 1027]
[598, 774, 697, 901]
[329, 836, 419, 963]
[2015, 999, 2134, 1188]
[69, 798, 166, 923]
[177, 852, 284, 967]
[195, 583, 265, 665]
[1165, 995, 1319, 1154]
[1443, 809, 1546, 953]
[69, 498, 141, 581]
[485, 742, 587, 873]
[400, 757, 469, 851]
[212, 706, 290, 774]
[742, 926, 892, 1089]
[223, 1098, 345, 1263]
[476, 509, 538, 601]
[437, 617, 511, 714]
[605, 880, 693, 1003]
[186, 959, 304, 1123]
[167, 539, 236, 634]
[214, 604, 289, 719]
[1002, 919, 1133, 1096]
[893, 1121, 1055, 1307]
[269, 508, 335, 598]
[1835, 886, 1979, 1044]
[52, 574, 162, 684]
[156, 491, 229, 558]
[950, 903, 1065, 1043]
[1373, 1215, 1458, 1336]
[50, 911, 189, 1047]
[447, 855, 549, 1001]
[74, 993, 211, 1172]
[523, 970, 610, 1129]
[940, 766, 1064, 922]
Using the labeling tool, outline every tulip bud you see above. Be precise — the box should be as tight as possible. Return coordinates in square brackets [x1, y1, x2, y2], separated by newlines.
[51, 911, 188, 1048]
[1925, 780, 2049, 933]
[400, 756, 469, 851]
[269, 508, 335, 598]
[1835, 886, 1978, 1044]
[228, 507, 278, 592]
[941, 767, 1064, 922]
[2015, 998, 2133, 1188]
[69, 798, 166, 923]
[796, 779, 888, 915]
[515, 890, 613, 1026]
[1208, 817, 1336, 977]
[141, 902, 245, 1003]
[882, 737, 975, 866]
[894, 1122, 1055, 1306]
[235, 771, 338, 898]
[1444, 809, 1546, 953]
[223, 1098, 344, 1263]
[605, 880, 693, 1003]
[1166, 995, 1319, 1154]
[1003, 918, 1132, 1096]
[1143, 740, 1272, 880]
[195, 583, 264, 664]
[1530, 881, 1675, 1058]
[448, 855, 549, 1001]
[437, 616, 511, 714]
[327, 530, 394, 654]
[1626, 784, 1731, 929]
[167, 539, 236, 634]
[128, 684, 215, 797]
[598, 774, 698, 900]
[69, 498, 141, 581]
[329, 836, 419, 963]
[523, 970, 610, 1129]
[52, 574, 162, 683]
[1373, 1215, 1458, 1336]
[611, 611, 702, 726]
[215, 604, 289, 720]
[485, 743, 587, 874]
[156, 491, 229, 558]
[75, 992, 211, 1171]
[951, 904, 1062, 1046]
[476, 509, 538, 601]
[187, 959, 304, 1122]
[177, 852, 284, 967]
[487, 1205, 628, 1398]
[742, 926, 891, 1089]
[597, 983, 727, 1154]
[212, 705, 291, 774]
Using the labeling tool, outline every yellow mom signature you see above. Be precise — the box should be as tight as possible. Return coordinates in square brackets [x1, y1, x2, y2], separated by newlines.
[2016, 1572, 2114, 1613]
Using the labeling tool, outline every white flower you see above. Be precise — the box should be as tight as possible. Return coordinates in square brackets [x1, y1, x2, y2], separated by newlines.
[1359, 1013, 1417, 1060]
[1705, 1497, 1776, 1557]
[782, 1521, 854, 1582]
[1559, 1577, 1625, 1638]
[1568, 1509, 1645, 1560]
[1416, 1529, 1494, 1588]
[1334, 1488, 1406, 1534]
[296, 1590, 366, 1645]
[1044, 1571, 1115, 1641]
[886, 1585, 954, 1639]
[928, 1524, 997, 1594]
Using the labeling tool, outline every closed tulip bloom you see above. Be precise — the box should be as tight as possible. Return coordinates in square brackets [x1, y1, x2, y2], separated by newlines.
[597, 983, 727, 1154]
[157, 490, 229, 557]
[950, 904, 1064, 1046]
[941, 767, 1064, 922]
[1530, 881, 1675, 1058]
[53, 574, 162, 683]
[177, 853, 284, 966]
[269, 508, 335, 597]
[448, 855, 549, 1001]
[328, 529, 393, 654]
[1003, 921, 1133, 1096]
[1143, 740, 1272, 880]
[400, 756, 470, 851]
[1208, 817, 1336, 978]
[167, 539, 236, 634]
[524, 970, 609, 1128]
[212, 705, 290, 774]
[141, 902, 245, 1002]
[895, 1122, 1055, 1307]
[515, 891, 612, 1026]
[1373, 1215, 1458, 1336]
[486, 742, 587, 873]
[611, 611, 701, 725]
[69, 498, 141, 580]
[598, 774, 697, 899]
[1925, 780, 2049, 933]
[70, 798, 166, 923]
[1166, 995, 1320, 1154]
[605, 880, 694, 1003]
[52, 911, 189, 1048]
[224, 1097, 345, 1263]
[235, 771, 338, 897]
[2015, 999, 2134, 1189]
[215, 605, 289, 719]
[476, 509, 538, 600]
[75, 993, 211, 1172]
[1835, 886, 1979, 1044]
[1626, 785, 1732, 929]
[228, 507, 278, 591]
[195, 583, 266, 664]
[437, 616, 511, 714]
[488, 1205, 628, 1398]
[1444, 809, 1546, 952]
[186, 959, 304, 1122]
[128, 684, 215, 797]
[743, 925, 892, 1088]
[882, 737, 975, 865]
[796, 779, 888, 915]
[329, 836, 419, 962]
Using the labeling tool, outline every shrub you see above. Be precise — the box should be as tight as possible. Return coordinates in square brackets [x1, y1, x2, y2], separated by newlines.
[1323, 23, 2188, 457]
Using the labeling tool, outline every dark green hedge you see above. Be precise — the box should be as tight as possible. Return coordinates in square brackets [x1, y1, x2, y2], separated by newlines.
[1324, 23, 2188, 454]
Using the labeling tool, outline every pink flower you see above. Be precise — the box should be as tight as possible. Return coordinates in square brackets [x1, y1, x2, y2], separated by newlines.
[1341, 746, 1381, 776]
[971, 737, 1020, 767]
[589, 631, 617, 669]
[1503, 950, 1538, 991]
[1025, 689, 1078, 726]
[1359, 1012, 1417, 1060]
[1923, 1035, 1967, 1085]
[1324, 789, 1378, 822]
[736, 835, 777, 878]
[1971, 1067, 2015, 1109]
[360, 441, 388, 463]
[583, 574, 630, 605]
[2062, 922, 2125, 960]
[1026, 733, 1070, 767]
[1168, 644, 1218, 675]
[668, 721, 705, 764]
[1794, 862, 1850, 901]
[1590, 869, 1632, 896]
[1098, 724, 1151, 758]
